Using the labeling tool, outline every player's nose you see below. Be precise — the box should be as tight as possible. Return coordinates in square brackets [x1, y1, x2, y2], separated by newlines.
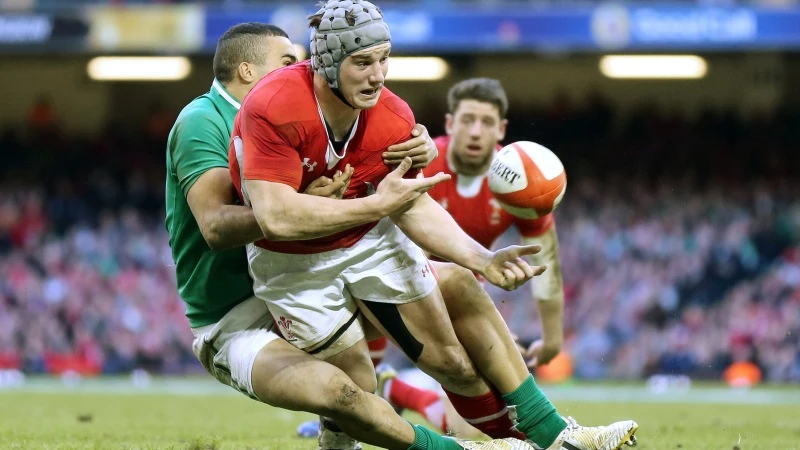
[469, 121, 482, 136]
[368, 62, 384, 84]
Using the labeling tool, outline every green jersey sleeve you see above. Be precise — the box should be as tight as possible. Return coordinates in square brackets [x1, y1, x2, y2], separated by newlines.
[171, 105, 231, 197]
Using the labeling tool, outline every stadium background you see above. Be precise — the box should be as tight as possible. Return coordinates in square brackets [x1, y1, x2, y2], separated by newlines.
[1, 0, 799, 448]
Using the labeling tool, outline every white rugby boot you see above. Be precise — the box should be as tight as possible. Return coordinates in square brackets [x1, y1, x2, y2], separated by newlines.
[537, 416, 638, 450]
[317, 417, 362, 450]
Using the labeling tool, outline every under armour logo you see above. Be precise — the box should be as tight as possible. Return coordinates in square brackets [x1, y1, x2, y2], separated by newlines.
[302, 158, 318, 172]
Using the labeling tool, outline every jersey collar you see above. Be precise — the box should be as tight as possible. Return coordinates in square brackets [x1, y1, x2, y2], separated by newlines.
[211, 78, 241, 111]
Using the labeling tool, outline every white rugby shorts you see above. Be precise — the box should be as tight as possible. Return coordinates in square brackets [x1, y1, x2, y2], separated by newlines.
[191, 296, 279, 400]
[246, 217, 437, 360]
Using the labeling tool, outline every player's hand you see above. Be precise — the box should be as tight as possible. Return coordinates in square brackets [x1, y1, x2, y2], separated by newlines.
[376, 157, 450, 215]
[332, 164, 354, 198]
[383, 124, 438, 169]
[304, 165, 353, 199]
[525, 338, 562, 368]
[479, 245, 547, 291]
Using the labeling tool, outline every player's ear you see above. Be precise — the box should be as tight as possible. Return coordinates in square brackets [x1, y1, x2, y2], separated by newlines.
[445, 113, 454, 135]
[498, 118, 508, 141]
[238, 62, 254, 83]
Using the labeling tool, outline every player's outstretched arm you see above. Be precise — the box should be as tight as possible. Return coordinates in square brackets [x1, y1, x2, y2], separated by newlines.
[392, 195, 546, 290]
[521, 225, 565, 367]
[246, 158, 449, 241]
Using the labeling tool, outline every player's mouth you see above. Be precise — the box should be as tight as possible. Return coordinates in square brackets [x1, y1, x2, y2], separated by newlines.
[465, 144, 484, 155]
[360, 87, 381, 98]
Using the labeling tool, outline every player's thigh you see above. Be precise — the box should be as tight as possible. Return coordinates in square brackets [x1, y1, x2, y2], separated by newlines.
[356, 289, 464, 367]
[324, 336, 377, 393]
[342, 219, 458, 354]
[191, 296, 279, 400]
[251, 337, 367, 416]
[246, 244, 364, 361]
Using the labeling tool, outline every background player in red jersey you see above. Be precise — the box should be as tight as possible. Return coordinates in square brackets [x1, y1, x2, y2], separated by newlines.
[231, 2, 637, 450]
[426, 78, 565, 368]
[373, 78, 567, 438]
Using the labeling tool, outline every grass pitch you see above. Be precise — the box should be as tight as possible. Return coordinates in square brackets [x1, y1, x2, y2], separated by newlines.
[1, 378, 799, 449]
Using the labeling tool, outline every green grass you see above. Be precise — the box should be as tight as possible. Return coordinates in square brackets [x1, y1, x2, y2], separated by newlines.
[1, 382, 800, 449]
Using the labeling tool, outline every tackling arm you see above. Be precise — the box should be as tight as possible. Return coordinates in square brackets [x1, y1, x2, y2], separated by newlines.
[187, 168, 263, 250]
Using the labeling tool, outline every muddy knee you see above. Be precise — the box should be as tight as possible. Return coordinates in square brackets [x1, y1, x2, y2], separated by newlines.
[319, 373, 366, 416]
[426, 344, 479, 388]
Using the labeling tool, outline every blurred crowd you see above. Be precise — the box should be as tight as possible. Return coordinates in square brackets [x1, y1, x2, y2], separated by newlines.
[1, 93, 798, 383]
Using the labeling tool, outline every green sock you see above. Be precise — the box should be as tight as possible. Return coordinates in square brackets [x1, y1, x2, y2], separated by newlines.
[407, 424, 462, 450]
[502, 374, 566, 448]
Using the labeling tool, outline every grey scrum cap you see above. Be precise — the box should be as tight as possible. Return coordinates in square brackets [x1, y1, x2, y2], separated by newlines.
[309, 0, 391, 90]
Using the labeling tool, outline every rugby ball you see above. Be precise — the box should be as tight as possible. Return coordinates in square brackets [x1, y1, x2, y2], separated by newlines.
[487, 141, 566, 219]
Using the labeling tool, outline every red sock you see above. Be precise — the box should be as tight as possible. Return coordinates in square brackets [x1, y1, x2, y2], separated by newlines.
[444, 388, 526, 440]
[387, 378, 447, 431]
[367, 337, 388, 366]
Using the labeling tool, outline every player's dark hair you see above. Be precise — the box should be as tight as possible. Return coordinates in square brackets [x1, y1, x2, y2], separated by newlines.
[447, 78, 509, 119]
[213, 23, 289, 83]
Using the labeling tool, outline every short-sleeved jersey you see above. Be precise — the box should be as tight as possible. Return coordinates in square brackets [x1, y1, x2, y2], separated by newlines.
[165, 79, 254, 328]
[229, 61, 415, 254]
[424, 135, 553, 252]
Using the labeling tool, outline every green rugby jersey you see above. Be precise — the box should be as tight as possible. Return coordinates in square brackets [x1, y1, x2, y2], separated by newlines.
[165, 79, 253, 328]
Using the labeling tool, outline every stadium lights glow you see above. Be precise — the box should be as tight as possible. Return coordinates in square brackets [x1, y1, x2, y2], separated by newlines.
[387, 57, 449, 81]
[87, 56, 192, 81]
[599, 55, 708, 79]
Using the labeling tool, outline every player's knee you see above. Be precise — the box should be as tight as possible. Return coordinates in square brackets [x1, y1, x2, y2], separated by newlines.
[325, 374, 366, 414]
[437, 263, 473, 292]
[429, 344, 479, 386]
[438, 263, 493, 315]
[349, 369, 378, 394]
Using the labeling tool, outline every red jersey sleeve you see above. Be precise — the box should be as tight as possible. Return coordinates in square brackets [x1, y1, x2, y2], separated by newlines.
[514, 213, 555, 238]
[239, 90, 304, 191]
